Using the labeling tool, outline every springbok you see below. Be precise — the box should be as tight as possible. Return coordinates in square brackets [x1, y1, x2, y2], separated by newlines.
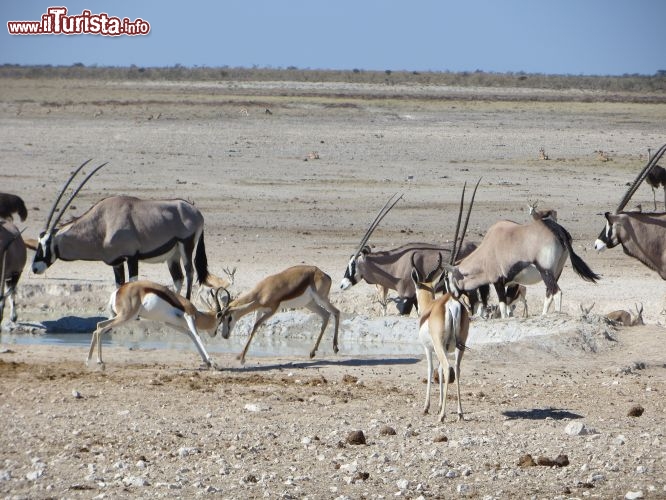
[412, 252, 470, 422]
[340, 193, 488, 315]
[645, 147, 666, 210]
[442, 187, 599, 318]
[0, 193, 28, 222]
[219, 265, 340, 364]
[606, 303, 644, 327]
[31, 160, 226, 299]
[594, 143, 666, 279]
[0, 222, 27, 323]
[88, 281, 229, 369]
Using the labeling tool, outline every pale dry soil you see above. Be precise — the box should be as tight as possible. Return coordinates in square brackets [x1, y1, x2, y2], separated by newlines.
[0, 78, 665, 499]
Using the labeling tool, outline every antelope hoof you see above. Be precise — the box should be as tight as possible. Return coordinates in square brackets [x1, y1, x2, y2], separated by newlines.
[309, 350, 316, 359]
[457, 413, 465, 422]
[333, 344, 339, 354]
[236, 354, 246, 365]
[422, 408, 429, 415]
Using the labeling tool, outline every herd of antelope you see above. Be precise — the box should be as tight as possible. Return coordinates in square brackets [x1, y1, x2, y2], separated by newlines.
[1, 144, 664, 421]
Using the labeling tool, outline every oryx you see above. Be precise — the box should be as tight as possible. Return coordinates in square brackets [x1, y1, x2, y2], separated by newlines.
[594, 143, 666, 278]
[0, 221, 27, 324]
[442, 182, 600, 318]
[340, 193, 488, 315]
[31, 160, 224, 299]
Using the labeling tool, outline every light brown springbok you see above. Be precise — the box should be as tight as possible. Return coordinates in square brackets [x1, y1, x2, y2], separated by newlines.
[219, 265, 340, 364]
[412, 252, 470, 422]
[88, 281, 229, 369]
[606, 303, 644, 326]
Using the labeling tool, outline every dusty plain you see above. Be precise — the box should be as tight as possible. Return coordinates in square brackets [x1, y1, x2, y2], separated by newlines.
[0, 77, 665, 499]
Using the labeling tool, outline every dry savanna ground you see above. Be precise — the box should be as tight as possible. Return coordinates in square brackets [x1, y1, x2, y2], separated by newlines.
[0, 76, 665, 499]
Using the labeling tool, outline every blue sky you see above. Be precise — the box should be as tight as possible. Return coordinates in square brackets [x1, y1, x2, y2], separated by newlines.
[2, 1, 665, 76]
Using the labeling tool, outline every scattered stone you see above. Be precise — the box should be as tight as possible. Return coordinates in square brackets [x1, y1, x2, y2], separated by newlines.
[379, 425, 396, 436]
[244, 403, 270, 412]
[433, 434, 448, 443]
[342, 374, 358, 384]
[627, 405, 644, 417]
[518, 454, 537, 467]
[625, 491, 644, 500]
[177, 447, 199, 457]
[242, 474, 258, 483]
[346, 430, 366, 445]
[537, 454, 569, 467]
[351, 472, 369, 483]
[564, 421, 596, 435]
[396, 479, 410, 490]
[72, 390, 82, 399]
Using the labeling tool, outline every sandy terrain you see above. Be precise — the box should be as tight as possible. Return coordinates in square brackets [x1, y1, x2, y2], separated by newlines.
[1, 77, 665, 499]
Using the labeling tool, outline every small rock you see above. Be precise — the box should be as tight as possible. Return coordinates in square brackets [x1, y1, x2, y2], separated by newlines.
[26, 470, 43, 481]
[627, 405, 644, 417]
[396, 479, 410, 490]
[625, 491, 644, 500]
[346, 430, 366, 445]
[244, 403, 270, 412]
[565, 421, 595, 435]
[537, 454, 569, 467]
[342, 374, 358, 384]
[72, 390, 82, 399]
[379, 425, 396, 436]
[178, 447, 199, 457]
[518, 454, 536, 467]
[433, 434, 448, 443]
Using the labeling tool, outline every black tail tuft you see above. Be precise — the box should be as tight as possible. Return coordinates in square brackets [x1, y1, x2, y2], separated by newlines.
[194, 231, 209, 285]
[542, 218, 600, 283]
[569, 248, 601, 283]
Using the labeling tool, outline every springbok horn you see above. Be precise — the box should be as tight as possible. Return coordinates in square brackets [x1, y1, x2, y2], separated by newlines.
[50, 162, 108, 230]
[454, 178, 481, 262]
[43, 159, 93, 231]
[616, 142, 666, 213]
[353, 193, 404, 259]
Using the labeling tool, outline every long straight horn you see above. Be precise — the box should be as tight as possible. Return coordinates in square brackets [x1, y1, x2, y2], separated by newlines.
[50, 162, 108, 230]
[616, 142, 666, 213]
[44, 159, 93, 231]
[450, 182, 467, 265]
[353, 193, 404, 258]
[455, 178, 481, 262]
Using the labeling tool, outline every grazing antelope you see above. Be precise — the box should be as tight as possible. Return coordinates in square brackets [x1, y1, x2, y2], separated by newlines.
[340, 193, 488, 315]
[88, 281, 229, 369]
[412, 252, 470, 422]
[0, 222, 27, 323]
[645, 147, 666, 210]
[442, 187, 599, 318]
[31, 160, 225, 299]
[0, 193, 28, 222]
[595, 143, 666, 279]
[606, 303, 644, 326]
[219, 265, 340, 364]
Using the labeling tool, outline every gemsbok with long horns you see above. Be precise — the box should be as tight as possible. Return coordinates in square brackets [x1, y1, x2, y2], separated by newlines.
[31, 160, 226, 299]
[88, 281, 229, 369]
[441, 182, 600, 318]
[412, 252, 470, 422]
[340, 193, 488, 315]
[595, 143, 666, 279]
[0, 221, 27, 324]
[219, 265, 340, 364]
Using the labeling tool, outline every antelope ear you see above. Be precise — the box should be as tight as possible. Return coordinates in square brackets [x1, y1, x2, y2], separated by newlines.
[410, 267, 420, 284]
[361, 245, 371, 255]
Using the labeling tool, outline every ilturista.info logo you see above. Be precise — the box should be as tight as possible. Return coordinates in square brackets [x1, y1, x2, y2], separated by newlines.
[7, 7, 150, 36]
